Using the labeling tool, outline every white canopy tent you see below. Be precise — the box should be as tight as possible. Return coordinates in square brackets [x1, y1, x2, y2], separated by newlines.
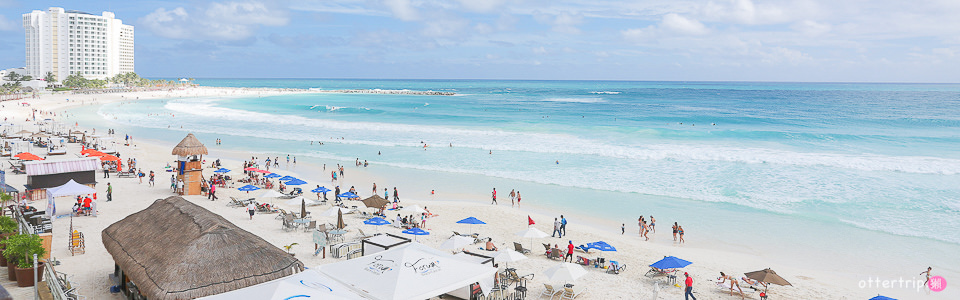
[318, 242, 497, 300]
[45, 179, 97, 217]
[198, 269, 367, 300]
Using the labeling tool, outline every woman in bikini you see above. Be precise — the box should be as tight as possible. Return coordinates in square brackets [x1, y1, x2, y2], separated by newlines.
[672, 222, 678, 241]
[678, 225, 685, 243]
[720, 272, 745, 300]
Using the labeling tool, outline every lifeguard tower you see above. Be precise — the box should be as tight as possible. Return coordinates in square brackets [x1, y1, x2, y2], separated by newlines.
[172, 133, 208, 195]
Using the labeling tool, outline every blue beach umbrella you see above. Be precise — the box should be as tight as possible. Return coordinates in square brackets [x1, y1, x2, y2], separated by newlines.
[364, 217, 391, 226]
[338, 192, 358, 199]
[649, 256, 692, 270]
[457, 217, 487, 234]
[456, 217, 486, 225]
[311, 186, 331, 193]
[279, 175, 297, 181]
[285, 179, 307, 186]
[264, 173, 282, 178]
[214, 168, 231, 173]
[237, 185, 260, 193]
[586, 241, 617, 252]
[402, 227, 430, 242]
[869, 296, 897, 300]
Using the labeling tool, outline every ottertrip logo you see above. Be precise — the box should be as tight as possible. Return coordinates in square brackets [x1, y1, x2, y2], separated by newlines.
[858, 276, 947, 293]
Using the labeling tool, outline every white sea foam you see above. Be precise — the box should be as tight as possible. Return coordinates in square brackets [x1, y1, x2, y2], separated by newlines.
[590, 91, 621, 94]
[161, 98, 960, 175]
[539, 97, 606, 103]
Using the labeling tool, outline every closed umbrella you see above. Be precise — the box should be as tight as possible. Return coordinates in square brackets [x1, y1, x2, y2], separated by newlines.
[301, 199, 308, 220]
[544, 262, 587, 284]
[336, 209, 347, 230]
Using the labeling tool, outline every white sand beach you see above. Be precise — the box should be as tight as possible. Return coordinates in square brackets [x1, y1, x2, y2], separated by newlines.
[0, 87, 919, 299]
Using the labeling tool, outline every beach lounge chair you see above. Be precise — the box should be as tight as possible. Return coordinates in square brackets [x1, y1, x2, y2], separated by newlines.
[304, 220, 317, 232]
[546, 248, 563, 260]
[558, 286, 587, 300]
[503, 269, 535, 286]
[514, 242, 531, 254]
[607, 260, 626, 274]
[539, 284, 562, 299]
[645, 267, 676, 277]
[281, 215, 296, 231]
[356, 229, 374, 240]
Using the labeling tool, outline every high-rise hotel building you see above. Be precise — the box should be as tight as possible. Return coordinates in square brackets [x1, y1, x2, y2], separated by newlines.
[23, 7, 134, 81]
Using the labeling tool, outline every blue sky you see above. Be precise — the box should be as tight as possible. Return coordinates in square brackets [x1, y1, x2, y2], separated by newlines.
[2, 0, 960, 82]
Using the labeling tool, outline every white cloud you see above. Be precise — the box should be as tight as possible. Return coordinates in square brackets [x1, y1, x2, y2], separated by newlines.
[791, 20, 831, 37]
[535, 11, 584, 34]
[661, 13, 709, 35]
[383, 0, 420, 21]
[457, 0, 509, 13]
[140, 1, 289, 41]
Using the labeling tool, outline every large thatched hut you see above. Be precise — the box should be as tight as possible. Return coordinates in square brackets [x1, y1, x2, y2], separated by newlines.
[172, 133, 207, 195]
[102, 196, 303, 300]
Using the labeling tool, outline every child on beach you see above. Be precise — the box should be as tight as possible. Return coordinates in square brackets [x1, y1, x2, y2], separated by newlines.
[621, 224, 625, 234]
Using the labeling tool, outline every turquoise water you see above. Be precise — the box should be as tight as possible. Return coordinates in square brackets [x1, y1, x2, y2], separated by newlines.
[72, 79, 960, 285]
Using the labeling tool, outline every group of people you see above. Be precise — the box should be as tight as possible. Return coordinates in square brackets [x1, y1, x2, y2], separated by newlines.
[490, 188, 522, 207]
[552, 215, 568, 238]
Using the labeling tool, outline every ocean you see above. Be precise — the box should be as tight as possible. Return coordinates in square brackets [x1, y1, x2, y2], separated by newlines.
[68, 79, 960, 282]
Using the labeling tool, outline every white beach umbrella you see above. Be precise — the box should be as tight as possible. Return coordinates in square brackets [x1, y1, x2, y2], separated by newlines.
[440, 235, 475, 251]
[544, 262, 588, 284]
[259, 190, 286, 198]
[284, 196, 306, 206]
[401, 205, 427, 214]
[493, 249, 528, 269]
[515, 227, 549, 251]
[321, 206, 355, 217]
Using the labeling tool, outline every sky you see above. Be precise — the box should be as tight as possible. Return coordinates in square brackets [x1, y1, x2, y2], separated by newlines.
[2, 0, 960, 82]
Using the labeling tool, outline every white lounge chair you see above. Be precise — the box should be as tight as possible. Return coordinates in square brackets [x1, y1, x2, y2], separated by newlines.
[539, 283, 562, 299]
[559, 286, 587, 299]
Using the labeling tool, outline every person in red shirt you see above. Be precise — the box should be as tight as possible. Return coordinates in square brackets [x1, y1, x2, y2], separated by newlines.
[565, 241, 575, 262]
[685, 272, 696, 300]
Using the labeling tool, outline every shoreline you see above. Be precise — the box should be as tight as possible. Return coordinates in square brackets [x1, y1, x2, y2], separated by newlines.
[1, 86, 952, 299]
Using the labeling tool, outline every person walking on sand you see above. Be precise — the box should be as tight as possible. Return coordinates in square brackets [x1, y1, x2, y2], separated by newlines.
[509, 189, 516, 207]
[678, 225, 686, 243]
[673, 222, 679, 241]
[208, 184, 217, 201]
[393, 187, 400, 202]
[246, 202, 256, 220]
[552, 218, 562, 237]
[684, 272, 697, 300]
[170, 175, 176, 190]
[372, 183, 377, 196]
[177, 179, 184, 195]
[565, 241, 575, 262]
[384, 188, 389, 201]
[335, 186, 341, 202]
[491, 188, 497, 205]
[921, 267, 932, 286]
[650, 216, 656, 233]
[560, 215, 567, 236]
[516, 191, 521, 207]
[621, 223, 625, 234]
[149, 171, 155, 187]
[103, 167, 110, 178]
[106, 183, 113, 202]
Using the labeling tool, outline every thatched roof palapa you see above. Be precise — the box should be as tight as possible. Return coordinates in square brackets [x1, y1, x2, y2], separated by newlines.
[102, 196, 303, 300]
[171, 133, 208, 156]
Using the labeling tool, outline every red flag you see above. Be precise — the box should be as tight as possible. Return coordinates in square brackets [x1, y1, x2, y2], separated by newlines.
[528, 216, 535, 226]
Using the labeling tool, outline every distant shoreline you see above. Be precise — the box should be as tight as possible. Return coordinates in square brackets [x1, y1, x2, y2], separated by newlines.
[307, 88, 455, 96]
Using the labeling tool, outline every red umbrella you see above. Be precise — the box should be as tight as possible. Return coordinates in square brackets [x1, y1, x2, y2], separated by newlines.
[14, 152, 43, 161]
[81, 149, 106, 156]
[254, 169, 271, 173]
[243, 167, 259, 171]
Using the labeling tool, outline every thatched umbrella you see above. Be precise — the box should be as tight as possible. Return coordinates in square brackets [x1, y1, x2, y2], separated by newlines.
[102, 196, 303, 300]
[171, 133, 208, 157]
[361, 194, 389, 209]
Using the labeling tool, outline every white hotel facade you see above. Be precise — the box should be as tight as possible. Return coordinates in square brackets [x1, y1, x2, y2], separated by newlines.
[23, 7, 134, 82]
